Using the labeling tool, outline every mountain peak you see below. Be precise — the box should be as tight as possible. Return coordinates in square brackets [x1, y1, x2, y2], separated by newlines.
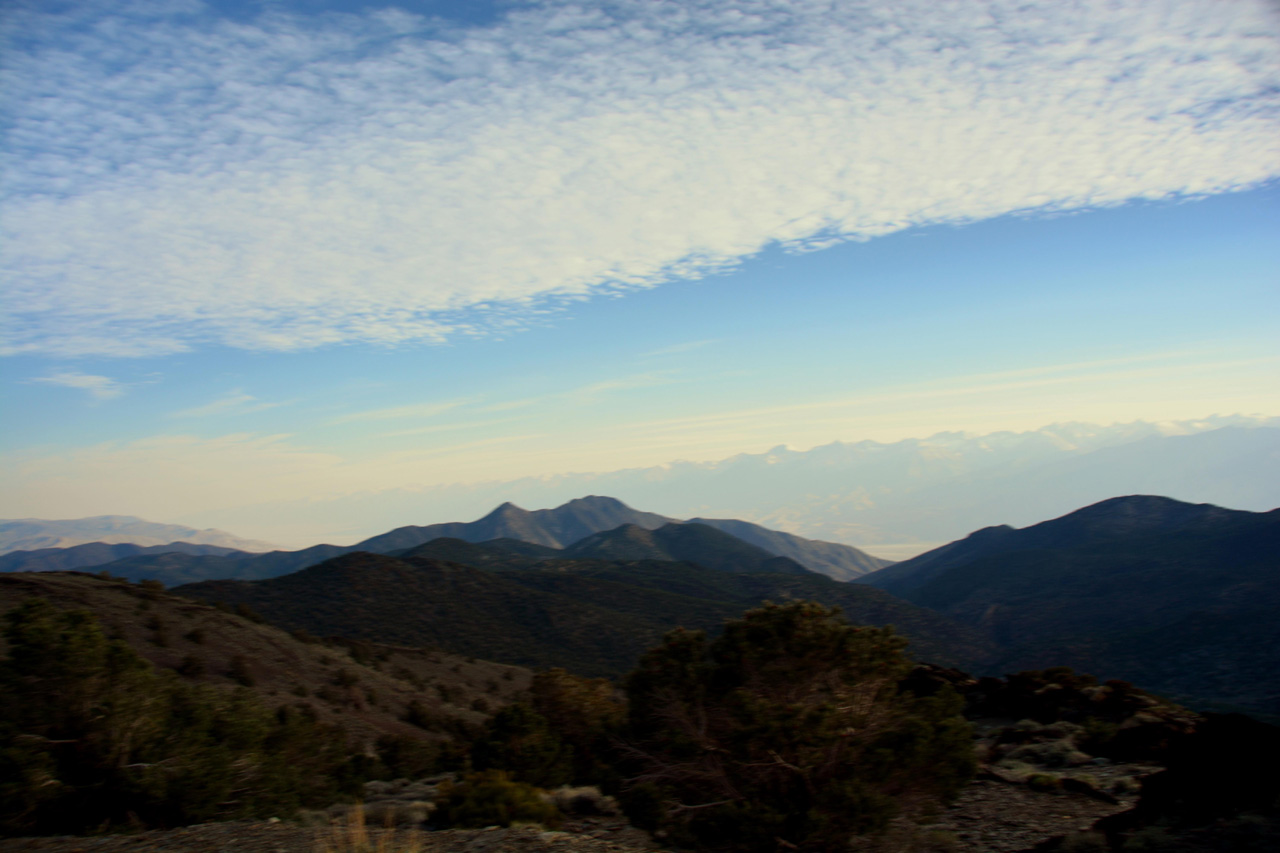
[1034, 494, 1246, 540]
[485, 501, 529, 518]
[562, 495, 632, 510]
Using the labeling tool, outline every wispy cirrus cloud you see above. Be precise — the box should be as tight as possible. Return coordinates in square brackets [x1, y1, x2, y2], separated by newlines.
[477, 370, 681, 413]
[169, 389, 285, 418]
[3, 0, 1278, 356]
[30, 371, 125, 400]
[328, 398, 476, 424]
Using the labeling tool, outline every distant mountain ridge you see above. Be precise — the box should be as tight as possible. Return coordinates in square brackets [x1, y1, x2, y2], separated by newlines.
[0, 541, 249, 575]
[0, 516, 277, 555]
[3, 496, 888, 584]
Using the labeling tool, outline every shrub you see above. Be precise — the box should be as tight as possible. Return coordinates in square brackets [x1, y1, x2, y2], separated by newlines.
[1006, 739, 1091, 768]
[619, 601, 974, 852]
[146, 615, 169, 647]
[177, 655, 206, 678]
[234, 602, 265, 624]
[1027, 773, 1062, 792]
[138, 579, 166, 599]
[528, 667, 625, 786]
[227, 654, 255, 686]
[1058, 832, 1108, 853]
[433, 770, 560, 829]
[290, 628, 318, 645]
[332, 668, 359, 688]
[0, 600, 360, 834]
[375, 734, 441, 781]
[470, 703, 572, 788]
[404, 700, 439, 730]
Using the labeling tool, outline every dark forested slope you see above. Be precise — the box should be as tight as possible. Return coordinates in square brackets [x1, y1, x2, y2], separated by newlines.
[177, 550, 992, 677]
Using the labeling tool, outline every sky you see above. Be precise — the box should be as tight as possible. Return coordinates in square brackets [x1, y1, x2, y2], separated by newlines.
[2, 0, 1278, 545]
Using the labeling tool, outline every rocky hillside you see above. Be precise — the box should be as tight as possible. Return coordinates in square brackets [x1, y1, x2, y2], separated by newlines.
[0, 571, 530, 748]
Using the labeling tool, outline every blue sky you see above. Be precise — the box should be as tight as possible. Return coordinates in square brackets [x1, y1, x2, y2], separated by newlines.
[2, 0, 1278, 541]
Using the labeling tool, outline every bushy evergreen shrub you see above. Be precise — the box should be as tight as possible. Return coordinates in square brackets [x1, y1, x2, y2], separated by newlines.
[227, 654, 255, 686]
[433, 770, 560, 828]
[528, 668, 625, 786]
[470, 702, 572, 788]
[619, 601, 974, 852]
[374, 734, 441, 780]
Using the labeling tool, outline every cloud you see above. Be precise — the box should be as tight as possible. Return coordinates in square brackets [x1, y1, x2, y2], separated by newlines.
[30, 371, 124, 400]
[569, 372, 679, 399]
[329, 398, 475, 424]
[476, 370, 680, 413]
[169, 389, 284, 418]
[3, 0, 1278, 356]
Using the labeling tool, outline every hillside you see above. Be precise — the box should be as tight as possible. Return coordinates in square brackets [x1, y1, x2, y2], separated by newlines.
[176, 551, 994, 677]
[859, 496, 1280, 716]
[0, 571, 530, 748]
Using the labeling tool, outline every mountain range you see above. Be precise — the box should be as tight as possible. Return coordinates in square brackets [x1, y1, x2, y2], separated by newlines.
[0, 497, 888, 584]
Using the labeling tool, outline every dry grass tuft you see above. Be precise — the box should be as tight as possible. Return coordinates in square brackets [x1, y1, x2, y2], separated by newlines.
[316, 805, 424, 853]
